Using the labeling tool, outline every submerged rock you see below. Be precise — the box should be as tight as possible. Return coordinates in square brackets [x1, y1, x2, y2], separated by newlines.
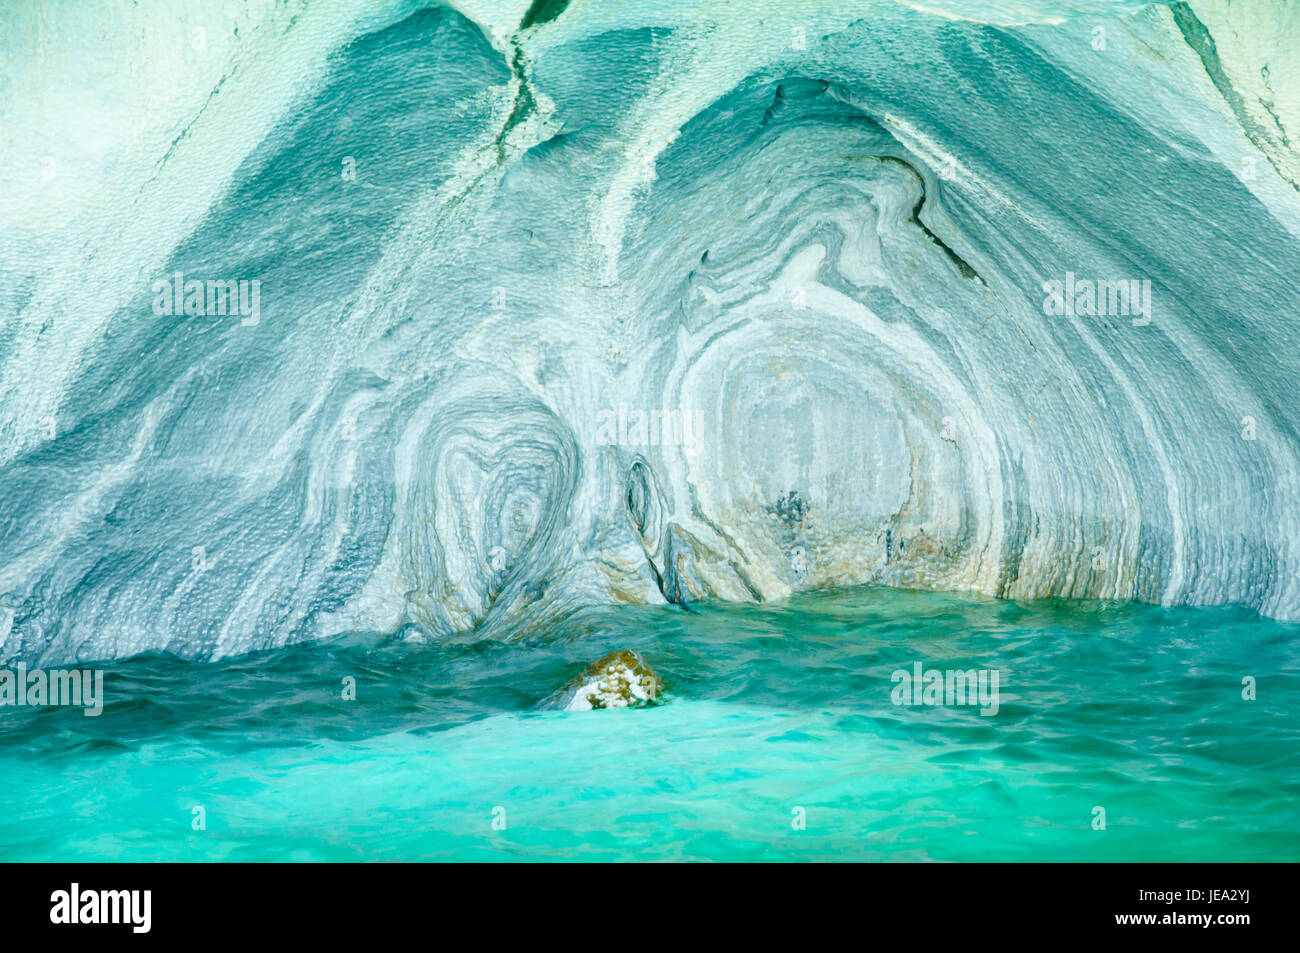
[541, 650, 663, 711]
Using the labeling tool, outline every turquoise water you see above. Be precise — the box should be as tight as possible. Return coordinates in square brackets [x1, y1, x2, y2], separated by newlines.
[1, 586, 1297, 861]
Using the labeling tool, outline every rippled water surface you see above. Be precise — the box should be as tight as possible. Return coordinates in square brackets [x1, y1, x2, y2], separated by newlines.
[1, 587, 1297, 861]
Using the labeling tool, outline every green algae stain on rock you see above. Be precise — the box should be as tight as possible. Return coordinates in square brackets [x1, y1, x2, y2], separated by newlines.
[520, 0, 570, 31]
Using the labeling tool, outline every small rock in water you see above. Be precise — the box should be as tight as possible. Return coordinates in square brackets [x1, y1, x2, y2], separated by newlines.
[541, 650, 663, 711]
